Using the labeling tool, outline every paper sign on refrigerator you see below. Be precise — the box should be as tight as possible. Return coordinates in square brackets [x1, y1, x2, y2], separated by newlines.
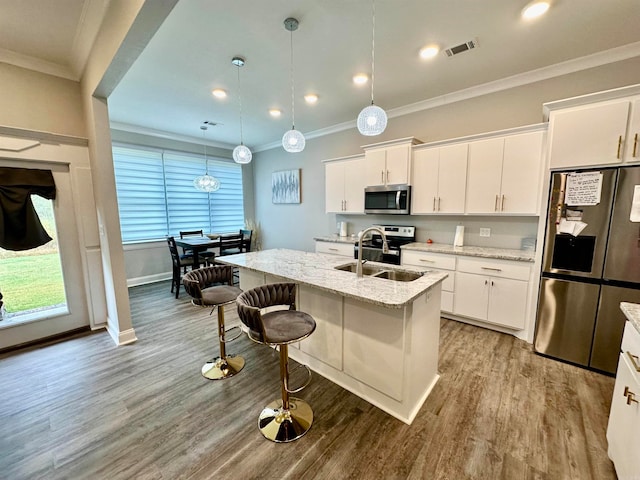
[565, 171, 603, 206]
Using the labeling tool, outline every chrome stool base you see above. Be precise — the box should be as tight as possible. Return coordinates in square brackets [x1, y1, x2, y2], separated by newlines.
[201, 354, 245, 380]
[258, 397, 313, 443]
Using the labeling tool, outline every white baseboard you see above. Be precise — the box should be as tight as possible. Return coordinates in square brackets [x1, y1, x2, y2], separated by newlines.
[127, 272, 171, 287]
[106, 322, 138, 346]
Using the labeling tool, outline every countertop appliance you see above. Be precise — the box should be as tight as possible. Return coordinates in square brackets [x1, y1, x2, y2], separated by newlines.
[534, 166, 640, 374]
[354, 225, 416, 265]
[364, 184, 411, 215]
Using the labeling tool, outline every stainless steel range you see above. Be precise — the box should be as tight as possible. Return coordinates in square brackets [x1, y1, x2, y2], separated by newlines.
[353, 225, 416, 265]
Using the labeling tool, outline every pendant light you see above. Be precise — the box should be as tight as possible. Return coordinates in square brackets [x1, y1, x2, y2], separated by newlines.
[282, 17, 305, 153]
[357, 0, 387, 136]
[193, 124, 221, 192]
[232, 56, 252, 164]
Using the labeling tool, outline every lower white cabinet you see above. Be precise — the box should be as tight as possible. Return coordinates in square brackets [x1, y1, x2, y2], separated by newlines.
[607, 321, 640, 479]
[402, 250, 455, 313]
[453, 257, 530, 330]
[315, 240, 354, 257]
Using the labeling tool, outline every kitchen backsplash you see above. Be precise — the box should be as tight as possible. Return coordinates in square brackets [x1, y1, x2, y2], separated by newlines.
[333, 214, 539, 251]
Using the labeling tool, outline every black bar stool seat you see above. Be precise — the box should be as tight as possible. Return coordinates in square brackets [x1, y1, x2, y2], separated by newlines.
[236, 283, 316, 443]
[183, 265, 245, 380]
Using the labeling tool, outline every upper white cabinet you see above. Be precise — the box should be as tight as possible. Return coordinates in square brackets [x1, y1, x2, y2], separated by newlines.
[545, 86, 640, 169]
[412, 143, 468, 214]
[466, 131, 544, 215]
[325, 155, 368, 213]
[362, 137, 421, 186]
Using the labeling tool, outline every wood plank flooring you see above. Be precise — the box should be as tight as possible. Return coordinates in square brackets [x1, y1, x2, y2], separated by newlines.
[0, 280, 616, 479]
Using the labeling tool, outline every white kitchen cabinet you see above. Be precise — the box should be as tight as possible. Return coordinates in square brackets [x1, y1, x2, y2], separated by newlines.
[607, 321, 640, 479]
[453, 257, 530, 330]
[466, 131, 543, 215]
[412, 143, 468, 214]
[315, 240, 354, 257]
[548, 99, 632, 168]
[362, 137, 421, 186]
[324, 155, 367, 213]
[402, 250, 456, 313]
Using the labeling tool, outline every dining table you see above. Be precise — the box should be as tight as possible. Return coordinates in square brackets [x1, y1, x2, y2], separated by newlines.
[174, 235, 220, 269]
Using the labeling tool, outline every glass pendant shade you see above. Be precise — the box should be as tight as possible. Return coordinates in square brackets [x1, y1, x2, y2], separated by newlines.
[233, 144, 252, 164]
[357, 104, 388, 136]
[282, 128, 306, 153]
[193, 173, 220, 192]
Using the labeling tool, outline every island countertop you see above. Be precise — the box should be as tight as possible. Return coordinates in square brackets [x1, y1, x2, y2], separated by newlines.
[215, 248, 447, 309]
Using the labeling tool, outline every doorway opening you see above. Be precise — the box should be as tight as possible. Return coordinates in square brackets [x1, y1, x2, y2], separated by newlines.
[0, 195, 68, 326]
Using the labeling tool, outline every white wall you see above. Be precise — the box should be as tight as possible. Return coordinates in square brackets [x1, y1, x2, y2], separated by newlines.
[252, 57, 640, 252]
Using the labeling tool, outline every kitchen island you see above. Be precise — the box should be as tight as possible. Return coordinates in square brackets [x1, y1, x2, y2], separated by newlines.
[216, 248, 448, 424]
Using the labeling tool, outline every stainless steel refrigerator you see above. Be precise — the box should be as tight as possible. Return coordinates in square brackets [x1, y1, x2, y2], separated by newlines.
[534, 166, 640, 374]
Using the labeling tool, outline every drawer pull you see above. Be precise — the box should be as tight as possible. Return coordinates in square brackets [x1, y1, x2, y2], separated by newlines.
[329, 248, 338, 252]
[627, 351, 640, 372]
[624, 386, 639, 405]
[419, 259, 435, 263]
[481, 267, 502, 272]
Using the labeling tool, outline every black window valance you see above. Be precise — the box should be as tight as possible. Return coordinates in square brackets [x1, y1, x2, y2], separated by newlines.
[0, 167, 56, 251]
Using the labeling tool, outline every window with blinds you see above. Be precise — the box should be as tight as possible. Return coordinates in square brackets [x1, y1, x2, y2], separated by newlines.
[113, 145, 244, 243]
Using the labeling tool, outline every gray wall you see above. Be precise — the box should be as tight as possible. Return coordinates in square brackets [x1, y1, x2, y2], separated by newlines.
[253, 57, 640, 252]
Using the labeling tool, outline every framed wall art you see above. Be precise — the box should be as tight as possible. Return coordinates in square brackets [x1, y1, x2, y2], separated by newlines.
[272, 169, 301, 204]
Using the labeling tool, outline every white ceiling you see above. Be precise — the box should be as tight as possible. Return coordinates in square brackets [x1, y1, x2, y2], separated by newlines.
[2, 1, 640, 151]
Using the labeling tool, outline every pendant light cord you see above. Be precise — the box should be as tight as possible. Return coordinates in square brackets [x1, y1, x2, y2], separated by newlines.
[236, 66, 244, 145]
[290, 27, 295, 130]
[201, 126, 209, 174]
[370, 0, 376, 106]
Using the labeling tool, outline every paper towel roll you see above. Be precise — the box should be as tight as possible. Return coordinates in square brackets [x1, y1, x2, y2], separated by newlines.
[339, 221, 348, 237]
[453, 225, 464, 247]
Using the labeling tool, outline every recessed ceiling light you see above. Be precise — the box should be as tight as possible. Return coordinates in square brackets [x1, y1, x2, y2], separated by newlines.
[521, 1, 550, 19]
[212, 89, 227, 98]
[419, 45, 440, 59]
[269, 109, 282, 117]
[353, 74, 368, 85]
[304, 94, 319, 104]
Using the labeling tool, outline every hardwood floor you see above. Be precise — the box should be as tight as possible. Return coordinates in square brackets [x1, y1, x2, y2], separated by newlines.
[0, 280, 616, 479]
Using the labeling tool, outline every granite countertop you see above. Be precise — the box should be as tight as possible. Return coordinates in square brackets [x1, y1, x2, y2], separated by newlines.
[620, 302, 640, 335]
[314, 235, 357, 244]
[215, 248, 448, 309]
[402, 242, 536, 263]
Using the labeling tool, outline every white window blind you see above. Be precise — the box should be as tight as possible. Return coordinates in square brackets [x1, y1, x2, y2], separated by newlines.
[112, 145, 244, 242]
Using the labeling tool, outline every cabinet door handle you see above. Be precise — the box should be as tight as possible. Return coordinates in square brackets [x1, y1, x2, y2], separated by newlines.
[484, 280, 488, 285]
[381, 170, 384, 183]
[617, 135, 623, 159]
[438, 197, 441, 211]
[501, 195, 505, 212]
[627, 351, 640, 372]
[624, 386, 639, 405]
[386, 170, 390, 183]
[634, 133, 638, 157]
[495, 195, 499, 212]
[491, 280, 494, 286]
[481, 267, 502, 272]
[433, 197, 436, 212]
[344, 200, 347, 211]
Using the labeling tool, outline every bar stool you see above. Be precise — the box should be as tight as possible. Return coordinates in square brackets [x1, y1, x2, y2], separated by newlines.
[183, 265, 245, 380]
[236, 283, 316, 443]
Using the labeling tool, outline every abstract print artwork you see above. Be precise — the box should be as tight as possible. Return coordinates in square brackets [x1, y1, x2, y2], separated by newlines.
[272, 169, 301, 204]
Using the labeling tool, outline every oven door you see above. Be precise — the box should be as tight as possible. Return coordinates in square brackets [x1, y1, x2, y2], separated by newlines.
[354, 246, 401, 265]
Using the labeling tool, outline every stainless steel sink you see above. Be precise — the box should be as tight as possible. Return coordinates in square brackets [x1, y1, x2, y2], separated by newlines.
[371, 269, 423, 282]
[334, 263, 423, 282]
[334, 263, 386, 276]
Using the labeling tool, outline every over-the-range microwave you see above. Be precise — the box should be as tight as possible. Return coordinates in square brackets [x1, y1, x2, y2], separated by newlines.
[364, 184, 411, 215]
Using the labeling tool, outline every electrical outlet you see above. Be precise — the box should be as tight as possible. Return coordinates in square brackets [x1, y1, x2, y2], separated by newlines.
[479, 228, 491, 237]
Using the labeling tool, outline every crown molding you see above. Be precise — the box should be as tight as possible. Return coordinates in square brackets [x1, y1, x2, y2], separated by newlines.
[0, 47, 76, 80]
[110, 122, 235, 150]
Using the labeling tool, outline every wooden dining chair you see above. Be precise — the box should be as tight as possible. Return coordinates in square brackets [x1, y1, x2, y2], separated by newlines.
[167, 236, 194, 298]
[218, 233, 245, 256]
[240, 229, 253, 252]
[180, 229, 215, 265]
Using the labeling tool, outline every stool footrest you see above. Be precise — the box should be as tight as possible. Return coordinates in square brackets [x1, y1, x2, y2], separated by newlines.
[221, 325, 242, 343]
[285, 364, 312, 394]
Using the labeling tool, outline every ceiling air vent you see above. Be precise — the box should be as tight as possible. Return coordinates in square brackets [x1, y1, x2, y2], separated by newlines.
[444, 38, 479, 57]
